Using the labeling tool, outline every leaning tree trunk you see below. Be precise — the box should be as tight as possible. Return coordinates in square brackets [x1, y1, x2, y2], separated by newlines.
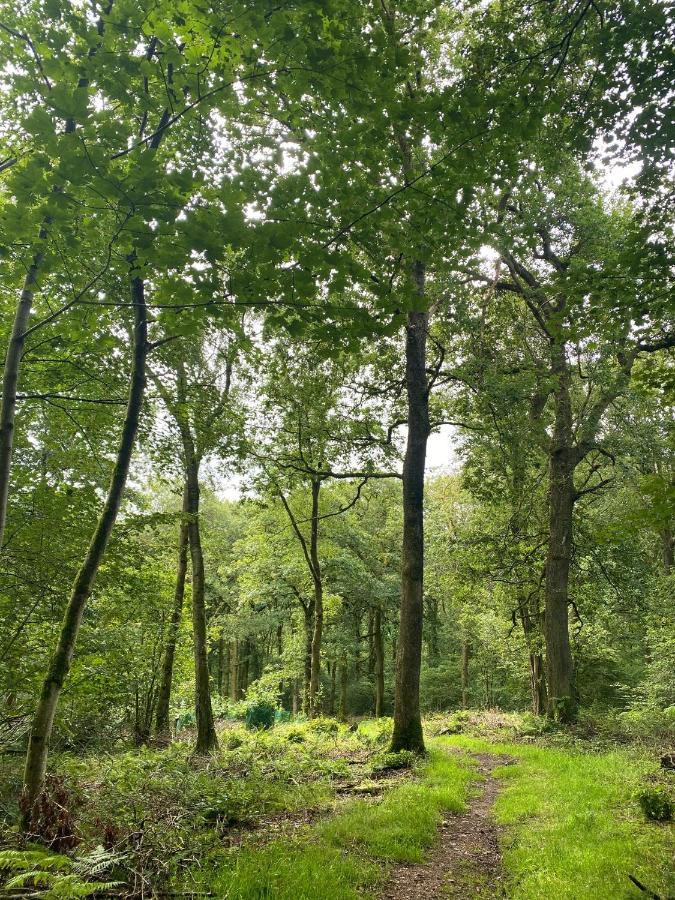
[373, 605, 385, 718]
[183, 448, 218, 753]
[308, 479, 324, 717]
[154, 482, 189, 742]
[0, 228, 49, 550]
[544, 342, 577, 720]
[22, 272, 147, 820]
[391, 267, 429, 754]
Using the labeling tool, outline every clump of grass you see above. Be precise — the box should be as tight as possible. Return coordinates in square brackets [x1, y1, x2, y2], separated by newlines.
[372, 749, 415, 772]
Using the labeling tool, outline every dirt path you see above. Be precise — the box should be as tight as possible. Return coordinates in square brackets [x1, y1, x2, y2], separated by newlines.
[380, 752, 511, 900]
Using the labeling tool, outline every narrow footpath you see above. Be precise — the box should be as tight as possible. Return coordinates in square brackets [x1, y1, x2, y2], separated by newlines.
[381, 753, 511, 899]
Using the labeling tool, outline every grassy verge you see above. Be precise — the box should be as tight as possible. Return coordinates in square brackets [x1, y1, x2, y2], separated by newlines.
[442, 734, 675, 900]
[184, 748, 474, 898]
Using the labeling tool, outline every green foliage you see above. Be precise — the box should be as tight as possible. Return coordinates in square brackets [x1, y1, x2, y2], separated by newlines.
[372, 749, 415, 772]
[245, 700, 276, 731]
[0, 848, 122, 899]
[635, 787, 673, 822]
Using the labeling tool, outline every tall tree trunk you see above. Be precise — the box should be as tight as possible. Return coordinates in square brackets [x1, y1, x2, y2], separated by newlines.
[222, 637, 230, 698]
[308, 479, 323, 717]
[339, 659, 348, 721]
[529, 652, 547, 715]
[544, 342, 576, 720]
[374, 606, 385, 718]
[155, 483, 189, 742]
[391, 269, 429, 754]
[229, 640, 239, 701]
[22, 273, 147, 819]
[240, 640, 250, 694]
[0, 228, 49, 550]
[461, 640, 471, 709]
[303, 605, 313, 714]
[328, 661, 336, 716]
[183, 447, 217, 752]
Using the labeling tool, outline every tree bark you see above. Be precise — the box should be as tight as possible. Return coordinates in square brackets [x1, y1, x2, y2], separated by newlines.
[461, 640, 471, 709]
[229, 640, 239, 701]
[374, 606, 385, 718]
[339, 659, 348, 721]
[544, 341, 576, 720]
[22, 272, 147, 819]
[155, 483, 189, 742]
[183, 445, 218, 752]
[391, 267, 429, 754]
[328, 661, 336, 716]
[308, 479, 323, 717]
[0, 228, 49, 550]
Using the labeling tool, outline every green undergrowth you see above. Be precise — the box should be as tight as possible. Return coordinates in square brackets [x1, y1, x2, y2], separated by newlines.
[442, 734, 675, 899]
[183, 747, 473, 898]
[0, 718, 400, 896]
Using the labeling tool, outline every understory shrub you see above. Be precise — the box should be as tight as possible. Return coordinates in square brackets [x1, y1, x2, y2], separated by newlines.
[636, 787, 673, 822]
[245, 701, 276, 730]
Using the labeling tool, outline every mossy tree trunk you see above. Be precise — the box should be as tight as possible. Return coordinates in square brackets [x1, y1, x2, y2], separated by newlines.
[22, 272, 147, 820]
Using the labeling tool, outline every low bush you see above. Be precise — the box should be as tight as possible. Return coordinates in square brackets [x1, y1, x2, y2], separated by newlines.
[245, 700, 276, 730]
[636, 787, 673, 822]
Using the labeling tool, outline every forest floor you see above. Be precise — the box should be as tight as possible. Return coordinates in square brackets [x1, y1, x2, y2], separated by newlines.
[0, 712, 673, 898]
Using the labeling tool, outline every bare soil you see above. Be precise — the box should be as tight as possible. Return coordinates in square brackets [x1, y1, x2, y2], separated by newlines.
[380, 752, 511, 900]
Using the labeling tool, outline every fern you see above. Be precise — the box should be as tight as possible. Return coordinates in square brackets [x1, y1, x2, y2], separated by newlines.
[0, 847, 123, 898]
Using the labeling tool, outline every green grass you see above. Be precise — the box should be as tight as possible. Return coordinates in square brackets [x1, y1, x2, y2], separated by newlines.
[186, 748, 474, 898]
[442, 734, 675, 900]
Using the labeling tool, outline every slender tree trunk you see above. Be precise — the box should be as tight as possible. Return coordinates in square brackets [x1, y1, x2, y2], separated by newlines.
[374, 606, 385, 718]
[229, 640, 239, 701]
[22, 273, 147, 819]
[391, 270, 429, 754]
[328, 661, 336, 716]
[367, 609, 375, 676]
[222, 638, 230, 698]
[308, 479, 323, 717]
[461, 640, 471, 709]
[303, 606, 313, 714]
[425, 595, 440, 665]
[155, 483, 189, 742]
[339, 659, 348, 722]
[544, 342, 577, 720]
[184, 450, 217, 752]
[0, 228, 49, 550]
[529, 652, 547, 715]
[240, 640, 250, 694]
